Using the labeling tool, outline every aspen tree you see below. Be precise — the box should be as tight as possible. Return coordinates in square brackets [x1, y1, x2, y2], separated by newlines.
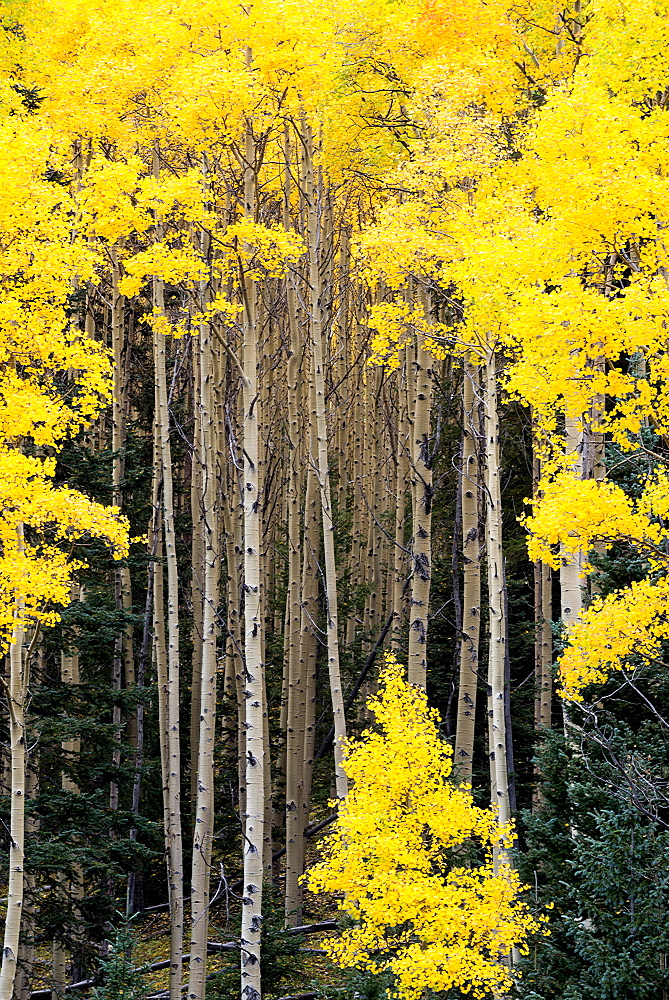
[188, 207, 222, 1000]
[223, 483, 245, 818]
[16, 749, 37, 1000]
[151, 459, 172, 856]
[483, 351, 511, 830]
[152, 147, 184, 1000]
[216, 357, 239, 778]
[407, 295, 434, 690]
[14, 639, 40, 1000]
[240, 95, 266, 1000]
[258, 299, 276, 879]
[391, 353, 410, 651]
[283, 129, 309, 925]
[454, 359, 482, 786]
[560, 415, 584, 630]
[0, 538, 26, 1000]
[213, 242, 239, 776]
[294, 464, 320, 906]
[190, 336, 205, 812]
[303, 124, 347, 798]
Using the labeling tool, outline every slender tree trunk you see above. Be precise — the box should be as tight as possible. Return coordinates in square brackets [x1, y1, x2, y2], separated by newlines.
[293, 466, 320, 915]
[152, 147, 184, 999]
[304, 124, 347, 799]
[190, 338, 205, 813]
[188, 211, 222, 1000]
[407, 296, 434, 689]
[223, 487, 245, 816]
[561, 414, 583, 627]
[283, 130, 308, 924]
[16, 725, 37, 1000]
[152, 469, 171, 878]
[391, 354, 410, 651]
[0, 541, 26, 1000]
[454, 359, 481, 786]
[483, 352, 511, 831]
[240, 98, 266, 1000]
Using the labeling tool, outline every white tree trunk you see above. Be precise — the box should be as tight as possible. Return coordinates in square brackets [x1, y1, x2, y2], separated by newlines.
[188, 215, 221, 1000]
[407, 298, 434, 689]
[483, 353, 511, 832]
[454, 359, 481, 786]
[304, 124, 347, 799]
[0, 559, 26, 1000]
[240, 102, 265, 1000]
[152, 148, 184, 997]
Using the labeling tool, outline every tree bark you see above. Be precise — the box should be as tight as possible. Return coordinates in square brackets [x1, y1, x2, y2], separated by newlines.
[283, 130, 308, 924]
[240, 97, 266, 1000]
[152, 147, 184, 1000]
[454, 359, 481, 786]
[483, 353, 511, 831]
[560, 414, 584, 628]
[0, 538, 26, 1000]
[188, 202, 221, 1000]
[303, 123, 347, 798]
[407, 294, 434, 689]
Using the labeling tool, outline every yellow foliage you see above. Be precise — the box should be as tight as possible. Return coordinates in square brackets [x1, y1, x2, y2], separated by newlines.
[307, 654, 542, 1000]
[0, 104, 128, 654]
[119, 244, 207, 298]
[0, 447, 128, 652]
[367, 301, 449, 368]
[526, 473, 649, 569]
[559, 579, 669, 701]
[218, 218, 305, 282]
[526, 465, 669, 572]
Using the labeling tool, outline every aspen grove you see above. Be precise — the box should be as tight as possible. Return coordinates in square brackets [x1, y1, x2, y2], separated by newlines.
[0, 0, 668, 998]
